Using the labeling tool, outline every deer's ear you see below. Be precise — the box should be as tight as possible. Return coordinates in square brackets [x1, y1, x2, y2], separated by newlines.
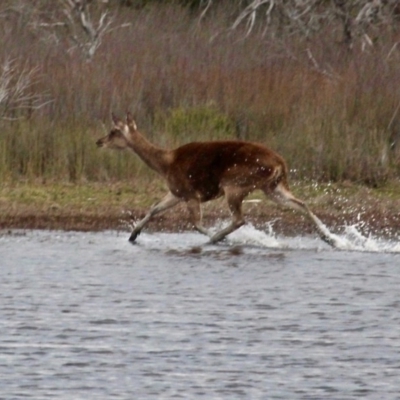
[126, 112, 137, 131]
[111, 112, 122, 127]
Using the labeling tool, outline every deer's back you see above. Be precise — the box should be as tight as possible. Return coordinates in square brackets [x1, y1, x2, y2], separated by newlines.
[167, 141, 287, 201]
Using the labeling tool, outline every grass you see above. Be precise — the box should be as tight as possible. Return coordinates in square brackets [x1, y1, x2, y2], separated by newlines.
[0, 180, 165, 212]
[0, 179, 166, 232]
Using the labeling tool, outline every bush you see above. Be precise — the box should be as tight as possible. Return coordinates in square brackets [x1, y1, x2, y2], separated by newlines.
[155, 105, 236, 145]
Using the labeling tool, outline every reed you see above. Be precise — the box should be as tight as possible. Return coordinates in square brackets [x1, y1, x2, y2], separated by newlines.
[0, 2, 399, 186]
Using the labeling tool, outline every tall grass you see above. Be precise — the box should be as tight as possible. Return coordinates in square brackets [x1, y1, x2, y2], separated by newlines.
[0, 2, 399, 186]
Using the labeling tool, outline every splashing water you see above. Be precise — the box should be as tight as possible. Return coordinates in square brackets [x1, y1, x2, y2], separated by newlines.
[119, 213, 399, 253]
[226, 222, 283, 248]
[338, 224, 400, 253]
[212, 220, 400, 253]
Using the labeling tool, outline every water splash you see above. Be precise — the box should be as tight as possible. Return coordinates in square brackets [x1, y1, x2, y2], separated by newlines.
[119, 212, 399, 253]
[227, 222, 282, 248]
[222, 221, 400, 253]
[338, 224, 400, 253]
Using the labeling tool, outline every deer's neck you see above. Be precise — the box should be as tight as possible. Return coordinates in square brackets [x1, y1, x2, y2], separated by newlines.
[127, 130, 171, 176]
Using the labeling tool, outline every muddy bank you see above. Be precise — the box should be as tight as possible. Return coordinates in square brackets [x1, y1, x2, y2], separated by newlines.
[1, 181, 399, 238]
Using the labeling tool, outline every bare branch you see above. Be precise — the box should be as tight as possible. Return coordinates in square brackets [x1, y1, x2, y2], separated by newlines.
[36, 0, 121, 61]
[199, 0, 213, 22]
[0, 59, 52, 119]
[305, 48, 338, 81]
[231, 0, 272, 34]
[225, 0, 400, 50]
[386, 41, 400, 61]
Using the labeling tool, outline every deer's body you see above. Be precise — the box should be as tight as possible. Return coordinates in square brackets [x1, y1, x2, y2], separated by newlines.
[165, 141, 286, 202]
[96, 113, 337, 247]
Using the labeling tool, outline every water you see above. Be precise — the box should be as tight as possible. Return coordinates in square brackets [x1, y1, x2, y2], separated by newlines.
[1, 226, 400, 400]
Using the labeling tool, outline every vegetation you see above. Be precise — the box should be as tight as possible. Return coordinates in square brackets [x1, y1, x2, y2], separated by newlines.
[0, 0, 400, 188]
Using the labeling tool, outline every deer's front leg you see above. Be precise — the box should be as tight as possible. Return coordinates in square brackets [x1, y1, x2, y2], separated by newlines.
[209, 187, 245, 244]
[129, 192, 181, 242]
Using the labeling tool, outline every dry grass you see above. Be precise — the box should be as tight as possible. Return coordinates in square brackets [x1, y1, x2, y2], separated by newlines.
[0, 2, 400, 186]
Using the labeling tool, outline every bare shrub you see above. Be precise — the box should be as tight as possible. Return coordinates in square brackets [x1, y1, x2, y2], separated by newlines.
[0, 59, 51, 119]
[209, 0, 400, 50]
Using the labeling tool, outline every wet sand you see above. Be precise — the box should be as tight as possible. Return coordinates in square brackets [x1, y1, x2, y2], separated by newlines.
[1, 195, 399, 239]
[1, 181, 400, 240]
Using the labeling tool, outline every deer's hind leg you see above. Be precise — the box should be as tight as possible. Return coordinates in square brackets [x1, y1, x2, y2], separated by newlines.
[186, 199, 210, 237]
[209, 187, 247, 244]
[264, 182, 337, 247]
[129, 191, 181, 242]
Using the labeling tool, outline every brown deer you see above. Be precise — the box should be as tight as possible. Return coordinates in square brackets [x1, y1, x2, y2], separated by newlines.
[96, 112, 337, 247]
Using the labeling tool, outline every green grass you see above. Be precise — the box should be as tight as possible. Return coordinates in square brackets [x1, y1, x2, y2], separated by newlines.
[0, 180, 167, 211]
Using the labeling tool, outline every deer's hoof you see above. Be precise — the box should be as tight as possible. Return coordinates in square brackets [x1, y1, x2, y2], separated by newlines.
[321, 234, 337, 248]
[207, 235, 225, 245]
[128, 230, 141, 243]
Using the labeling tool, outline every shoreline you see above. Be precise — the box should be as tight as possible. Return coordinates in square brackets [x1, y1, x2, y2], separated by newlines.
[1, 181, 400, 239]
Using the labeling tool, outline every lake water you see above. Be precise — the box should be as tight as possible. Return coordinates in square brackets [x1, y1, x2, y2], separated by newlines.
[1, 226, 400, 399]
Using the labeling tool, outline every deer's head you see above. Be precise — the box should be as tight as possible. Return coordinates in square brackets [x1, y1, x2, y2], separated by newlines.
[96, 112, 137, 150]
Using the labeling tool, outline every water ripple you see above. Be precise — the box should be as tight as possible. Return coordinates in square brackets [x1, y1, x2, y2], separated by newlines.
[0, 230, 399, 399]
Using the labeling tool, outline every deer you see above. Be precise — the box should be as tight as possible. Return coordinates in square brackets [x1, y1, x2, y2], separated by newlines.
[96, 112, 338, 247]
